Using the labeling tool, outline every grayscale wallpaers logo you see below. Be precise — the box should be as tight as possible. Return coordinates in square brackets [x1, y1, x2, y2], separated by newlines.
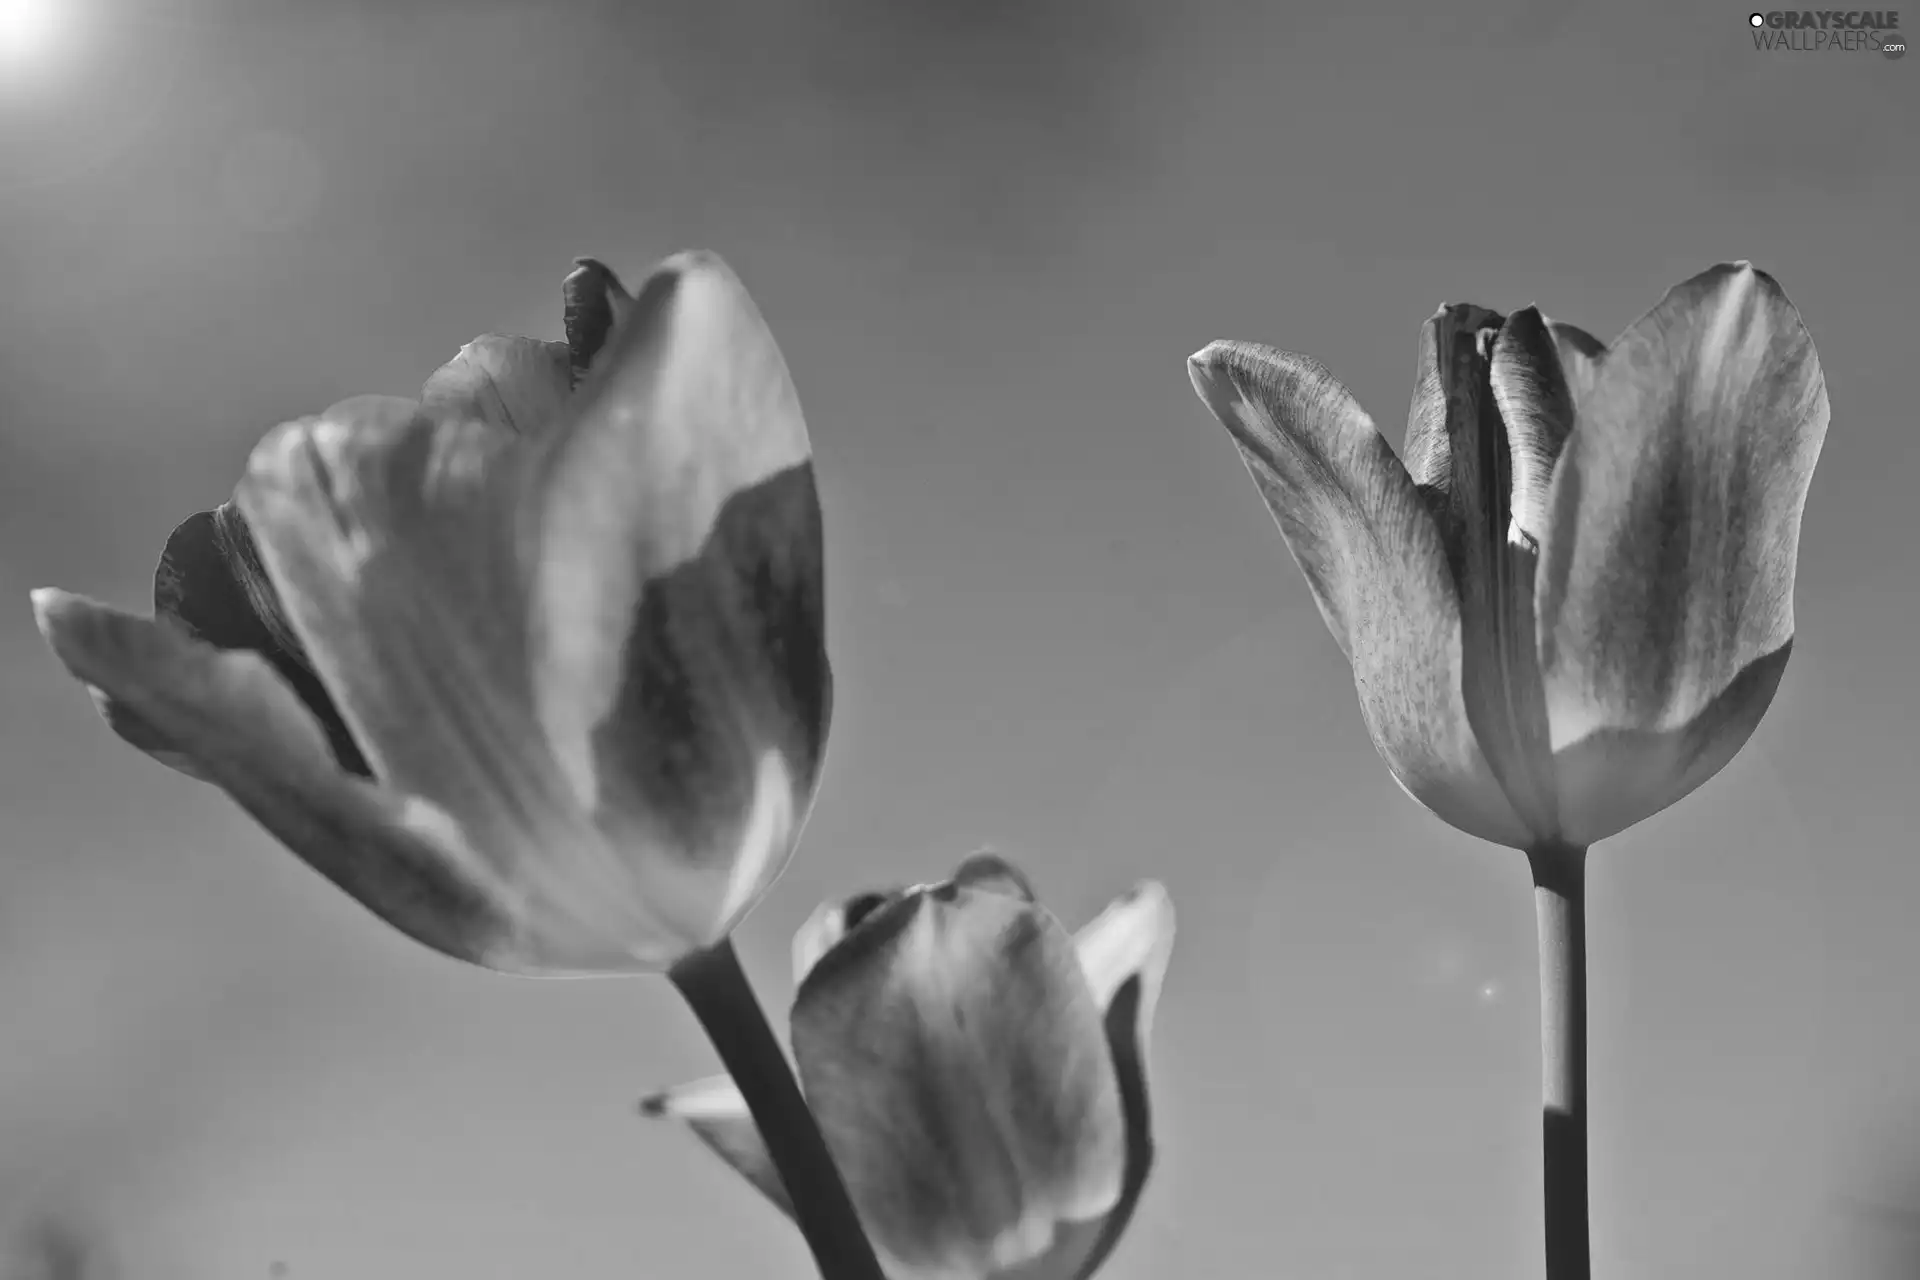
[1748, 9, 1906, 56]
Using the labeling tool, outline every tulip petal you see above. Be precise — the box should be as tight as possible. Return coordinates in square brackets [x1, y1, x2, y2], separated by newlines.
[1534, 262, 1828, 841]
[638, 1075, 794, 1219]
[529, 250, 832, 944]
[153, 505, 370, 777]
[1405, 306, 1565, 841]
[1489, 307, 1579, 551]
[1547, 319, 1607, 396]
[790, 890, 904, 987]
[419, 335, 572, 437]
[563, 257, 635, 388]
[1547, 645, 1790, 847]
[1187, 341, 1530, 848]
[1006, 881, 1176, 1280]
[791, 899, 849, 988]
[82, 682, 214, 783]
[30, 589, 519, 966]
[790, 879, 1126, 1277]
[948, 850, 1037, 903]
[791, 857, 1030, 988]
[1406, 305, 1600, 557]
[1402, 303, 1504, 519]
[1074, 881, 1176, 1056]
[236, 394, 681, 972]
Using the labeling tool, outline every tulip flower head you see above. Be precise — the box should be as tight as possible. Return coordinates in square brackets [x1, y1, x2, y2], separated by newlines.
[1187, 262, 1828, 851]
[33, 251, 832, 975]
[644, 853, 1176, 1280]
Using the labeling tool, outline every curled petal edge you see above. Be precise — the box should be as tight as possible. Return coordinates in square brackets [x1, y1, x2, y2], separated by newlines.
[1187, 341, 1530, 848]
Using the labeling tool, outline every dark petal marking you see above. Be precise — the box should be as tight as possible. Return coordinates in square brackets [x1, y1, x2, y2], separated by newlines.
[1069, 976, 1154, 1280]
[795, 889, 924, 1005]
[841, 891, 891, 930]
[789, 886, 906, 989]
[155, 506, 372, 778]
[588, 460, 832, 865]
[563, 257, 631, 389]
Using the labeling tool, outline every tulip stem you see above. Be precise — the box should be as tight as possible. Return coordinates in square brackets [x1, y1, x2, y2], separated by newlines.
[1530, 844, 1590, 1280]
[669, 939, 888, 1280]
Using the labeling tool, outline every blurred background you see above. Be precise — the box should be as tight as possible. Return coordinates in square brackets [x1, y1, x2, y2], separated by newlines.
[1, 0, 1915, 1276]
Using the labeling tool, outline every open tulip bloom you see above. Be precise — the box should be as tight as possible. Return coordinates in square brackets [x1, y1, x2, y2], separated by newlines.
[32, 252, 898, 1278]
[1187, 261, 1829, 1279]
[644, 854, 1175, 1280]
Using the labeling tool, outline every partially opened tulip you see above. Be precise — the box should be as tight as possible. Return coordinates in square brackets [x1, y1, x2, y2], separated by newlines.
[1186, 262, 1828, 1280]
[33, 252, 890, 1279]
[644, 853, 1176, 1280]
[34, 251, 827, 976]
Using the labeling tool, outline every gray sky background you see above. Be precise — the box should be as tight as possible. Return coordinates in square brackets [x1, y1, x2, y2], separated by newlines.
[1, 0, 1916, 1277]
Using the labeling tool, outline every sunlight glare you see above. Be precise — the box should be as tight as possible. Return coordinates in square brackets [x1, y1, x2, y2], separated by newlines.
[0, 0, 61, 65]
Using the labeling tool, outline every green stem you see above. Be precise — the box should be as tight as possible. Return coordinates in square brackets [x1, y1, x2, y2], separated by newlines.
[669, 939, 887, 1280]
[1530, 843, 1590, 1280]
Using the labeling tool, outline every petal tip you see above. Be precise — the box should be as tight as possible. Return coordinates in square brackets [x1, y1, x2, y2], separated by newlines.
[655, 248, 740, 292]
[1186, 340, 1259, 407]
[29, 588, 97, 649]
[28, 586, 68, 629]
[1185, 346, 1218, 400]
[1125, 877, 1174, 917]
[236, 418, 313, 502]
[1662, 261, 1809, 335]
[949, 850, 1037, 901]
[1426, 302, 1504, 332]
[638, 1075, 748, 1122]
[565, 258, 637, 382]
[654, 251, 765, 338]
[1696, 258, 1782, 294]
[1075, 877, 1179, 1017]
[1122, 880, 1177, 952]
[1189, 338, 1257, 371]
[564, 257, 627, 310]
[567, 255, 617, 277]
[791, 897, 849, 986]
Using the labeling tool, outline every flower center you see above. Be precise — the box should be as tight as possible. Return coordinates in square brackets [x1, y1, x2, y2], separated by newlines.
[1432, 309, 1562, 843]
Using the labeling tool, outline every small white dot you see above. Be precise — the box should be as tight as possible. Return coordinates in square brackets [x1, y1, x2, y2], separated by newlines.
[1748, 12, 1765, 26]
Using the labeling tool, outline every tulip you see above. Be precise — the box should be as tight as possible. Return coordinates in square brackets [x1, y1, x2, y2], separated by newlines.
[34, 252, 890, 1280]
[34, 249, 831, 975]
[1186, 262, 1828, 1280]
[643, 853, 1176, 1280]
